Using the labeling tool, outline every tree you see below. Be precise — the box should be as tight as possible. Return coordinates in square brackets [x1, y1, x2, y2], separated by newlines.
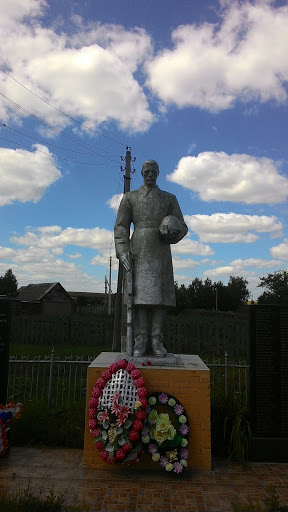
[0, 269, 18, 296]
[220, 276, 250, 311]
[257, 269, 288, 305]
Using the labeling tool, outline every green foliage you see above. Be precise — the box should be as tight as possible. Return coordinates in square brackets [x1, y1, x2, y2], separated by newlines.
[10, 400, 85, 448]
[257, 269, 288, 305]
[175, 275, 250, 312]
[211, 391, 251, 464]
[224, 401, 252, 465]
[231, 486, 288, 512]
[0, 484, 89, 512]
[0, 268, 18, 296]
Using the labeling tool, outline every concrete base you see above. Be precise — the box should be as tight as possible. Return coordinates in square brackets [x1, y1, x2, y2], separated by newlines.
[83, 352, 211, 471]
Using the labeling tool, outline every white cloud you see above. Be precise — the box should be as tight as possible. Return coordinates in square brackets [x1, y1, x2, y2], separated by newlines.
[10, 225, 114, 251]
[68, 252, 82, 259]
[270, 238, 288, 259]
[146, 2, 288, 112]
[172, 256, 200, 270]
[172, 237, 214, 256]
[169, 152, 288, 204]
[107, 193, 124, 212]
[230, 258, 283, 268]
[0, 1, 153, 133]
[185, 212, 283, 243]
[0, 145, 61, 206]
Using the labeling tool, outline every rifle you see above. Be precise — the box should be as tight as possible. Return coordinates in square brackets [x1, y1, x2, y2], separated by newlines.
[126, 254, 134, 356]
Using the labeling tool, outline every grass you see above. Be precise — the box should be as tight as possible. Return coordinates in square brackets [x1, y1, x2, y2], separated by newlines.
[10, 399, 86, 448]
[231, 485, 288, 512]
[0, 483, 90, 512]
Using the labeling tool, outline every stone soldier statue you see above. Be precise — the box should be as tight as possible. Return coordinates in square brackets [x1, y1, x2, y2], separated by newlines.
[114, 160, 188, 357]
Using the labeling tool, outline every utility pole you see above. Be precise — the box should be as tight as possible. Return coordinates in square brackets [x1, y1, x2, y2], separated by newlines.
[108, 257, 112, 316]
[112, 147, 135, 350]
[104, 276, 107, 308]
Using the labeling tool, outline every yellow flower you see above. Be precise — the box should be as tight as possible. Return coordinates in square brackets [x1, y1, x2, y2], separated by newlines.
[148, 410, 158, 424]
[134, 401, 142, 410]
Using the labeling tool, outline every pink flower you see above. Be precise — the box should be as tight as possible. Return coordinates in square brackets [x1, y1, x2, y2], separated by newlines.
[89, 397, 98, 408]
[137, 387, 148, 398]
[115, 448, 126, 460]
[128, 429, 139, 442]
[100, 450, 108, 461]
[91, 387, 102, 398]
[102, 369, 112, 381]
[95, 440, 103, 450]
[135, 410, 146, 420]
[135, 377, 146, 387]
[122, 443, 132, 452]
[88, 419, 98, 429]
[111, 401, 121, 415]
[88, 408, 96, 418]
[130, 369, 141, 379]
[90, 429, 99, 438]
[139, 397, 148, 408]
[117, 359, 127, 369]
[98, 410, 109, 422]
[133, 419, 143, 431]
[126, 362, 136, 372]
[110, 363, 118, 373]
[116, 404, 130, 425]
[147, 361, 152, 366]
[96, 378, 106, 389]
[111, 392, 121, 404]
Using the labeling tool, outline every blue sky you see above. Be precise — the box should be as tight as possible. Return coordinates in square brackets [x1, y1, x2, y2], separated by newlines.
[1, 0, 288, 299]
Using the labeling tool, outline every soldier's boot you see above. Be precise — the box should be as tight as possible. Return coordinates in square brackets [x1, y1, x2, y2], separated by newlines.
[151, 308, 167, 357]
[151, 335, 167, 357]
[133, 334, 148, 357]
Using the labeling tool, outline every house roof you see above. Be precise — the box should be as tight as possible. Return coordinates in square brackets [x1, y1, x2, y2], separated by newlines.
[17, 283, 59, 302]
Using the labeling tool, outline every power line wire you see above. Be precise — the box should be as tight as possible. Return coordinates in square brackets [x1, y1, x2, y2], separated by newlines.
[0, 93, 120, 163]
[0, 68, 126, 147]
[1, 123, 96, 155]
[0, 136, 119, 166]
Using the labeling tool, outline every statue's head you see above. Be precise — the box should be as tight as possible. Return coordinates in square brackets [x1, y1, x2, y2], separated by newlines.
[141, 161, 159, 187]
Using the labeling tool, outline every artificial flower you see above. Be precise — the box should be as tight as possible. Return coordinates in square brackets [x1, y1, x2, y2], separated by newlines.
[128, 430, 139, 442]
[134, 401, 142, 410]
[180, 459, 188, 467]
[179, 415, 187, 424]
[158, 393, 169, 404]
[135, 377, 146, 387]
[174, 404, 184, 415]
[130, 369, 141, 379]
[165, 463, 173, 472]
[179, 424, 189, 436]
[181, 438, 188, 447]
[148, 444, 158, 455]
[148, 410, 158, 424]
[180, 448, 189, 459]
[117, 359, 127, 369]
[96, 378, 106, 389]
[168, 398, 176, 407]
[152, 453, 160, 462]
[133, 420, 143, 431]
[98, 410, 109, 422]
[137, 387, 148, 398]
[173, 462, 183, 474]
[126, 361, 136, 372]
[148, 396, 156, 405]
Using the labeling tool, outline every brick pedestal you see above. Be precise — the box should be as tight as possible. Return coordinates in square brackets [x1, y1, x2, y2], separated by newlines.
[83, 352, 211, 471]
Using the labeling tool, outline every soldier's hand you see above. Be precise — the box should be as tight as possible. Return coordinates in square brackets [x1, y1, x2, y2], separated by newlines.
[121, 252, 132, 271]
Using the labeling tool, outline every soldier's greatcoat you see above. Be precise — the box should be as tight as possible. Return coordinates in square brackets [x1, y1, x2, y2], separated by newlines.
[114, 185, 188, 307]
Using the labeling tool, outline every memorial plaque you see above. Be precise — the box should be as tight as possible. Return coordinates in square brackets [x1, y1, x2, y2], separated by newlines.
[0, 299, 12, 405]
[249, 305, 288, 461]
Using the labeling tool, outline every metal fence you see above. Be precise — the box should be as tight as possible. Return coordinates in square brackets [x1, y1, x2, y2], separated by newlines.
[8, 351, 249, 408]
